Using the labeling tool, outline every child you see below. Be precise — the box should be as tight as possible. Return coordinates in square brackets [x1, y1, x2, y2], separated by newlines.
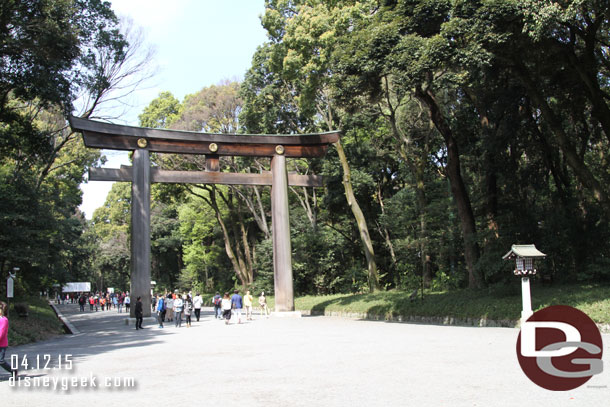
[0, 301, 17, 379]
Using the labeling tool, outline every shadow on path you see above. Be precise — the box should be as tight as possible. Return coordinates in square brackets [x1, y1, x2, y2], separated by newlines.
[4, 304, 218, 373]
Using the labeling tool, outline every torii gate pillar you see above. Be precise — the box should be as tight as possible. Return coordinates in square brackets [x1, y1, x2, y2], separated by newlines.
[131, 149, 151, 317]
[271, 154, 294, 311]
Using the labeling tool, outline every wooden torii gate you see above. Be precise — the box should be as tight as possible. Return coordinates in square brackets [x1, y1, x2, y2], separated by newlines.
[69, 116, 340, 317]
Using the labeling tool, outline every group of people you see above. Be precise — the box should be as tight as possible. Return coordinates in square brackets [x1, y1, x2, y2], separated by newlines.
[153, 291, 202, 329]
[212, 290, 270, 325]
[148, 289, 270, 329]
[56, 288, 272, 331]
[73, 292, 131, 313]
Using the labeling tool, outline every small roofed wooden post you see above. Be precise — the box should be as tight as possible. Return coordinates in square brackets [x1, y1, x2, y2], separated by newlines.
[502, 244, 546, 324]
[68, 116, 340, 317]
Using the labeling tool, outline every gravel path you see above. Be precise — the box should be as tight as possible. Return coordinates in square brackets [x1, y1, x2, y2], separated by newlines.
[1, 303, 608, 406]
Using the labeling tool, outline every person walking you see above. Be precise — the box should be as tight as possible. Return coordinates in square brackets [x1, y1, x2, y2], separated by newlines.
[124, 294, 131, 313]
[151, 295, 157, 313]
[78, 294, 86, 312]
[192, 293, 203, 322]
[156, 293, 166, 328]
[88, 295, 94, 311]
[165, 294, 174, 322]
[243, 290, 253, 320]
[259, 292, 270, 318]
[212, 292, 222, 319]
[184, 297, 193, 327]
[231, 289, 243, 324]
[117, 293, 124, 313]
[0, 301, 17, 379]
[135, 296, 144, 330]
[174, 294, 184, 328]
[221, 292, 232, 325]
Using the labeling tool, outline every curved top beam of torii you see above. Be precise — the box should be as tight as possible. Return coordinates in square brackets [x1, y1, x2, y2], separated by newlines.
[68, 116, 340, 158]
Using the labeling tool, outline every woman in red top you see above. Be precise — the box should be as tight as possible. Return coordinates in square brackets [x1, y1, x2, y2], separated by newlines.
[0, 301, 17, 378]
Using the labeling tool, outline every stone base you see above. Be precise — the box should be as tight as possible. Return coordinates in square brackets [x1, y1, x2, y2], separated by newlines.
[270, 311, 302, 318]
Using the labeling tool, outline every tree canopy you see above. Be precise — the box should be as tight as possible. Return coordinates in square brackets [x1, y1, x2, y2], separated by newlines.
[4, 0, 610, 299]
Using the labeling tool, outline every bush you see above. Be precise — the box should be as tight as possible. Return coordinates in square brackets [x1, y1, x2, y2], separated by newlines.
[14, 303, 29, 317]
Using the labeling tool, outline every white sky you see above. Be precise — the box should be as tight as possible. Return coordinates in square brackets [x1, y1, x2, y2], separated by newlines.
[78, 0, 267, 219]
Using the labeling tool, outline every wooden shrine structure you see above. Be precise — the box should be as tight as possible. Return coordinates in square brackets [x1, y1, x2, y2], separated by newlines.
[69, 116, 340, 317]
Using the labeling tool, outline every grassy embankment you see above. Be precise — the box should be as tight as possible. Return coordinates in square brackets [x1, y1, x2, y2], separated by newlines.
[7, 297, 65, 346]
[208, 284, 609, 325]
[289, 283, 610, 326]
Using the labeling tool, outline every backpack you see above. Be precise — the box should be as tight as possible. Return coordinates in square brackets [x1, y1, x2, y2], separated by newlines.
[214, 297, 221, 306]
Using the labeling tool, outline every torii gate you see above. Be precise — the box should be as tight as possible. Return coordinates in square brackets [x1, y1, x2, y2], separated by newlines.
[69, 116, 339, 317]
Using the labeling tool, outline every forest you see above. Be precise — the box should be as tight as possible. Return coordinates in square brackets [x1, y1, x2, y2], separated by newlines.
[1, 0, 609, 299]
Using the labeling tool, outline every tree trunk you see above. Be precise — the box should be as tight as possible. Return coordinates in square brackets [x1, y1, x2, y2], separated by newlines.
[316, 99, 380, 292]
[415, 160, 432, 287]
[415, 86, 482, 289]
[376, 184, 398, 287]
[516, 65, 610, 210]
[202, 186, 251, 287]
[335, 139, 381, 292]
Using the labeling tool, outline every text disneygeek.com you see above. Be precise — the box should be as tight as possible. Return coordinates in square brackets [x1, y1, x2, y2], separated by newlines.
[7, 353, 137, 392]
[9, 374, 137, 391]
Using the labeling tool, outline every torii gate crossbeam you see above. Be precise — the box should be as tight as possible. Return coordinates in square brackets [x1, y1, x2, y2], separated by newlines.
[69, 116, 340, 317]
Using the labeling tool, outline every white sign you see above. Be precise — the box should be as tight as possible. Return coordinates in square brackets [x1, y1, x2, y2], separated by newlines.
[7, 277, 14, 298]
[62, 282, 91, 292]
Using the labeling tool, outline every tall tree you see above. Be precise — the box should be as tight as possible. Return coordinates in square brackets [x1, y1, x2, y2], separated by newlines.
[243, 0, 382, 291]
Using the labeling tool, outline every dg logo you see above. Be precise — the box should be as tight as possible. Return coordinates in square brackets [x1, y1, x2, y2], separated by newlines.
[516, 305, 604, 391]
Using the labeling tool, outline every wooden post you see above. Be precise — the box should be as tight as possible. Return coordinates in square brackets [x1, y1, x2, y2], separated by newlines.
[130, 148, 151, 317]
[521, 276, 533, 324]
[271, 152, 294, 312]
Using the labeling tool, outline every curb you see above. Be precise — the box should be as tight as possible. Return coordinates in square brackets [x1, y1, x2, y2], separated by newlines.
[298, 309, 519, 328]
[48, 301, 81, 335]
[298, 309, 610, 333]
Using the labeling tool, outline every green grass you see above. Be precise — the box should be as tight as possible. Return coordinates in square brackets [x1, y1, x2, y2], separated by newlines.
[7, 297, 65, 346]
[291, 283, 610, 325]
[176, 283, 610, 326]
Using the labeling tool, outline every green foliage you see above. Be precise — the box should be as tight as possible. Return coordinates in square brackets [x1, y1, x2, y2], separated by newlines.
[0, 0, 136, 297]
[294, 283, 610, 324]
[138, 91, 181, 128]
[7, 0, 610, 302]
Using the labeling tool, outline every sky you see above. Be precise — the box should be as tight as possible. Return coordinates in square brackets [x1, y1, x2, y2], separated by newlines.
[78, 0, 268, 219]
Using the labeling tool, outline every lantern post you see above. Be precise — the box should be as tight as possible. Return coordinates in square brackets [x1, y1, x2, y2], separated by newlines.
[6, 267, 18, 317]
[502, 244, 546, 325]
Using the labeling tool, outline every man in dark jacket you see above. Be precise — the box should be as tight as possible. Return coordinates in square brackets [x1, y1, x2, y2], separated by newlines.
[135, 296, 144, 330]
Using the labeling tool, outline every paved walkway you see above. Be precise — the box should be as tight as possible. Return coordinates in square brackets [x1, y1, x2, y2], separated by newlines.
[1, 304, 608, 406]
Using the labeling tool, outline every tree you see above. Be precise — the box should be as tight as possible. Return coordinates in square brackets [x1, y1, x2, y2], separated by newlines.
[243, 0, 382, 291]
[0, 1, 155, 293]
[141, 82, 268, 288]
[138, 91, 181, 128]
